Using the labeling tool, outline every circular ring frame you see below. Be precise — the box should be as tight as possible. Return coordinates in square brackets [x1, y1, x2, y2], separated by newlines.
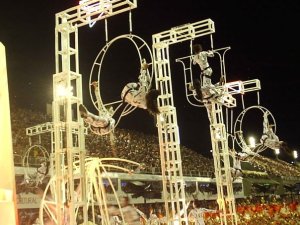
[89, 34, 153, 114]
[22, 144, 49, 179]
[234, 105, 276, 153]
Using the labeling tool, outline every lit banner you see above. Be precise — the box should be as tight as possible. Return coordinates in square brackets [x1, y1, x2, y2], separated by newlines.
[16, 193, 42, 209]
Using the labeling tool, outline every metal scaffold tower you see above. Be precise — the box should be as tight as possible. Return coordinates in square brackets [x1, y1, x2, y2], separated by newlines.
[205, 80, 260, 225]
[208, 99, 237, 225]
[153, 19, 261, 225]
[51, 1, 137, 224]
[22, 1, 264, 224]
[152, 19, 215, 225]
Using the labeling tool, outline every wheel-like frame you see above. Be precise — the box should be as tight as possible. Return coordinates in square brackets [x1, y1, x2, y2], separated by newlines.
[234, 105, 276, 153]
[22, 144, 50, 182]
[39, 157, 142, 225]
[89, 34, 153, 124]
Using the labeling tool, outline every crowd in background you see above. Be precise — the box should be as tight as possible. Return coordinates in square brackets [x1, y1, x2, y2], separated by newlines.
[9, 105, 300, 224]
[243, 154, 300, 178]
[17, 195, 300, 225]
[11, 105, 300, 179]
[10, 104, 216, 176]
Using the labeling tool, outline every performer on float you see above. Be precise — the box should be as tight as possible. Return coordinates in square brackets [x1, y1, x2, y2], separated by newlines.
[188, 199, 217, 225]
[121, 59, 160, 116]
[190, 44, 224, 102]
[79, 81, 115, 135]
[192, 44, 214, 88]
[190, 44, 214, 101]
[258, 111, 290, 152]
[35, 161, 49, 187]
[229, 149, 248, 181]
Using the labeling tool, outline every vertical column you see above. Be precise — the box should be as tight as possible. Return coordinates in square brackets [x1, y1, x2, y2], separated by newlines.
[52, 18, 87, 224]
[0, 42, 18, 225]
[208, 102, 237, 225]
[153, 42, 188, 225]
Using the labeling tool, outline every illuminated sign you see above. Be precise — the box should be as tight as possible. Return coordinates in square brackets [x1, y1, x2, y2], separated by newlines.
[79, 0, 112, 27]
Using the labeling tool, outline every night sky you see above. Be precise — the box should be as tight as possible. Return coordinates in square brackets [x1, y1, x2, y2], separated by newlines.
[1, 0, 299, 158]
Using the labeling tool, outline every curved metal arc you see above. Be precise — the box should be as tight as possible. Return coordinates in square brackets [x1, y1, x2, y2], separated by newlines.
[22, 144, 50, 182]
[212, 46, 231, 84]
[98, 157, 142, 166]
[89, 34, 153, 108]
[39, 177, 59, 225]
[40, 157, 141, 224]
[88, 34, 153, 130]
[84, 158, 141, 223]
[120, 104, 136, 116]
[92, 163, 120, 224]
[234, 105, 277, 153]
[175, 56, 205, 108]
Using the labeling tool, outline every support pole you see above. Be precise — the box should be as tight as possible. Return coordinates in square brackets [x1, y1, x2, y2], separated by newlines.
[0, 42, 19, 225]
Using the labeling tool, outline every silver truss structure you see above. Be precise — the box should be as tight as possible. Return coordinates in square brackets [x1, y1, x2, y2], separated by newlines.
[23, 1, 265, 225]
[152, 19, 261, 225]
[206, 79, 260, 225]
[152, 19, 215, 225]
[51, 1, 137, 224]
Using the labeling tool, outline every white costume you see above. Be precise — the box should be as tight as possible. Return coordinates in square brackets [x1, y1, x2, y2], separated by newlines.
[188, 200, 217, 225]
[121, 82, 148, 109]
[230, 150, 248, 180]
[260, 111, 284, 150]
[79, 104, 115, 136]
[188, 207, 216, 225]
[35, 162, 48, 187]
[191, 44, 222, 103]
[121, 62, 150, 109]
[82, 110, 115, 135]
[192, 50, 214, 88]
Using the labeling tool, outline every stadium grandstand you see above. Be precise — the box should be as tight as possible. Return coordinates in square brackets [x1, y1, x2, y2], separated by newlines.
[10, 104, 300, 224]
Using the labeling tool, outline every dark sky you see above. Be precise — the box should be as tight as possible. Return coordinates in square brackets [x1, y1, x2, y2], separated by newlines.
[1, 0, 299, 157]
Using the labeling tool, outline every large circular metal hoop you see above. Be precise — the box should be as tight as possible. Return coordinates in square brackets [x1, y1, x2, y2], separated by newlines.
[22, 144, 49, 179]
[234, 105, 276, 153]
[89, 34, 153, 114]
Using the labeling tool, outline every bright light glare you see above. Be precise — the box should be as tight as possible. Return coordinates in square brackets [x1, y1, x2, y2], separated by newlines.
[275, 148, 280, 155]
[159, 115, 165, 123]
[57, 85, 73, 97]
[293, 150, 298, 159]
[248, 136, 256, 148]
[215, 128, 221, 140]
